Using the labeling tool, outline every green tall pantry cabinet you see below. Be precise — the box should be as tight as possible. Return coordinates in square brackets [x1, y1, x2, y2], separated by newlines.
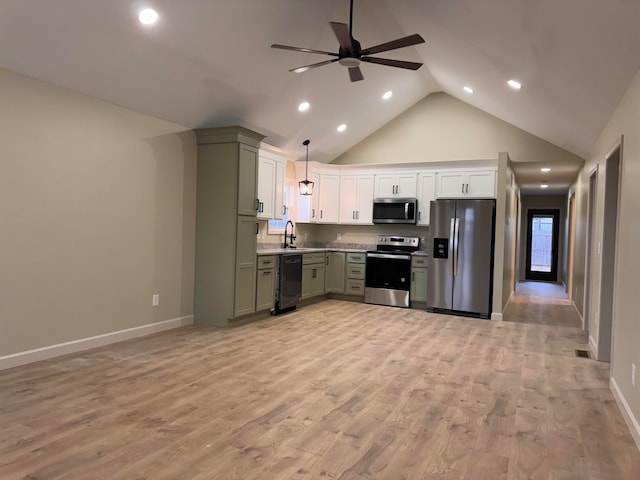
[194, 127, 265, 326]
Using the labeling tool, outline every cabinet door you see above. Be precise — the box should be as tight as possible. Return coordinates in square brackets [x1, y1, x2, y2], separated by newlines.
[274, 161, 286, 220]
[326, 252, 345, 293]
[355, 175, 374, 223]
[318, 174, 340, 223]
[257, 156, 275, 219]
[417, 173, 436, 225]
[397, 174, 417, 197]
[302, 264, 325, 299]
[436, 171, 466, 198]
[339, 175, 358, 224]
[256, 268, 275, 311]
[312, 265, 326, 297]
[467, 170, 496, 198]
[410, 267, 428, 303]
[234, 217, 257, 316]
[374, 174, 397, 198]
[296, 170, 320, 223]
[237, 144, 259, 216]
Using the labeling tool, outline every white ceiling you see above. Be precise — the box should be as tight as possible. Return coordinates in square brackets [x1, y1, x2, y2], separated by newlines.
[2, 0, 640, 193]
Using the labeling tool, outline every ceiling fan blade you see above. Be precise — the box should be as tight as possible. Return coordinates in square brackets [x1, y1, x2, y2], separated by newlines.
[360, 34, 425, 56]
[288, 58, 339, 74]
[349, 67, 364, 82]
[271, 44, 338, 57]
[330, 22, 354, 53]
[361, 56, 423, 70]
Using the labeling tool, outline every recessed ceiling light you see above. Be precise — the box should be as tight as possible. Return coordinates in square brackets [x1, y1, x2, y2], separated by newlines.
[337, 124, 347, 133]
[138, 8, 159, 25]
[507, 79, 522, 90]
[298, 101, 310, 112]
[540, 184, 549, 189]
[382, 91, 393, 101]
[541, 167, 551, 172]
[463, 86, 474, 94]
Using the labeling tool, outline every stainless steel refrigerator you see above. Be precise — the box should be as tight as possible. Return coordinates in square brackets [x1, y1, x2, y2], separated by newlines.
[426, 199, 495, 318]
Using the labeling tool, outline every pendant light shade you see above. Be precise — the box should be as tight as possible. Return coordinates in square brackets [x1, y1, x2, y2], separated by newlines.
[299, 139, 314, 195]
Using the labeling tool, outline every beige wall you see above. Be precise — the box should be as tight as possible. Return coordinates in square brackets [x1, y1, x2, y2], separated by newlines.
[571, 69, 640, 438]
[332, 92, 585, 165]
[501, 159, 520, 311]
[0, 68, 197, 358]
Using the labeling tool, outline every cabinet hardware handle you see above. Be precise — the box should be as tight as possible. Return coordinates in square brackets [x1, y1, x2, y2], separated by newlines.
[255, 223, 259, 235]
[353, 211, 355, 220]
[256, 199, 260, 211]
[351, 285, 359, 290]
[312, 208, 315, 218]
[356, 211, 359, 220]
[320, 210, 323, 219]
[326, 256, 329, 266]
[263, 271, 271, 276]
[462, 183, 464, 194]
[466, 183, 469, 194]
[412, 272, 415, 281]
[312, 268, 317, 279]
[418, 211, 421, 220]
[263, 260, 271, 264]
[283, 205, 287, 215]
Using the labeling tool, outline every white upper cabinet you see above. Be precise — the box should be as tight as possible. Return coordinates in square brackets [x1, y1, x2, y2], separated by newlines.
[257, 150, 287, 219]
[339, 174, 374, 224]
[436, 169, 496, 198]
[416, 172, 436, 225]
[317, 173, 341, 223]
[295, 168, 320, 223]
[374, 172, 417, 198]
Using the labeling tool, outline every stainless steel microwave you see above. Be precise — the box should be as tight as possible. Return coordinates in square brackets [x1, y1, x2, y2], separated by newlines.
[372, 198, 418, 224]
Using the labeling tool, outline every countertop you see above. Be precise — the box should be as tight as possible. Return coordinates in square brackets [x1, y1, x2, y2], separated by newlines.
[258, 247, 428, 256]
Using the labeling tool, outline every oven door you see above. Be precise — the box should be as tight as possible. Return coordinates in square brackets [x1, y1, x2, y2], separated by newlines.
[365, 252, 412, 308]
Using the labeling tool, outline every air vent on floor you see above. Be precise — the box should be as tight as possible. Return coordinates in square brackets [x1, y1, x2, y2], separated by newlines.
[575, 349, 590, 358]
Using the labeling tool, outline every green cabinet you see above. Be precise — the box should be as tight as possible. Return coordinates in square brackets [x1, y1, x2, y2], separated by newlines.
[345, 252, 366, 297]
[194, 127, 265, 326]
[325, 251, 346, 294]
[256, 255, 277, 312]
[302, 252, 325, 299]
[411, 255, 428, 307]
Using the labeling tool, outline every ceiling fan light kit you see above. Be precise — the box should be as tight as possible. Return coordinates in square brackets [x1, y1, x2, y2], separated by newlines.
[271, 0, 424, 82]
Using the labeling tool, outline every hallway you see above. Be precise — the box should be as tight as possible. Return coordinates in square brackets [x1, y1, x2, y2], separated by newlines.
[504, 281, 582, 329]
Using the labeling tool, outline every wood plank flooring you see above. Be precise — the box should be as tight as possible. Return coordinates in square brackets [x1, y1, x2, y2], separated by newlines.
[1, 297, 639, 479]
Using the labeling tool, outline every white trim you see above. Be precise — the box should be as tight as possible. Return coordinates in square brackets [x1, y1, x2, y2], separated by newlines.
[589, 335, 598, 359]
[610, 377, 640, 452]
[491, 312, 503, 321]
[0, 315, 194, 371]
[572, 300, 584, 327]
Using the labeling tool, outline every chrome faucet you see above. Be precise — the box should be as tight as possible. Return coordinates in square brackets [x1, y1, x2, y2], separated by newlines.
[283, 220, 296, 248]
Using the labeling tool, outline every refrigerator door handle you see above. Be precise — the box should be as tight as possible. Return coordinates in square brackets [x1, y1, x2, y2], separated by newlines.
[453, 218, 460, 277]
[449, 218, 456, 277]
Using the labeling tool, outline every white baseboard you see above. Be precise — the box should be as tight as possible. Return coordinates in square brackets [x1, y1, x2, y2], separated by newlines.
[611, 377, 640, 452]
[491, 312, 503, 321]
[589, 335, 598, 359]
[0, 315, 194, 371]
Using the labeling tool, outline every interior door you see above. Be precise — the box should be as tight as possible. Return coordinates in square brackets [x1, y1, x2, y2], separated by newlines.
[525, 209, 560, 281]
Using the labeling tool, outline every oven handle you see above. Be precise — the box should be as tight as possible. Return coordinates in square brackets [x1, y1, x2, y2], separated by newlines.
[367, 253, 412, 261]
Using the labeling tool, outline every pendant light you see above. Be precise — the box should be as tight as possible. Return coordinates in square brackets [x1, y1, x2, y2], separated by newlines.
[299, 139, 314, 195]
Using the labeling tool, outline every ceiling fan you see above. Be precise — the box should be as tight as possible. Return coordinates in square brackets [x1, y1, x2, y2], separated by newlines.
[271, 0, 425, 82]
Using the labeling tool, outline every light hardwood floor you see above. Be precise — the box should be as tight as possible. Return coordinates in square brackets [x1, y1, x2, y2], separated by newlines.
[1, 295, 639, 479]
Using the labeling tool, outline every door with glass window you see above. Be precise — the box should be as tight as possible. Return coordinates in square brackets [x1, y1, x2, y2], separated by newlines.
[525, 209, 559, 281]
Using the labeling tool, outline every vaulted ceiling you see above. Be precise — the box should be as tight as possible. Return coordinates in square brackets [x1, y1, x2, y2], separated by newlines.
[2, 0, 639, 193]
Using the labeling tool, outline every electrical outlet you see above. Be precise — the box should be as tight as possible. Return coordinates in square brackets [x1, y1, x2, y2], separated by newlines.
[633, 364, 636, 386]
[152, 294, 160, 307]
[337, 233, 342, 240]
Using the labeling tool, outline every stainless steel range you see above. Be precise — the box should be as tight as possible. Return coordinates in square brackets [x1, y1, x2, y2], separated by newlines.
[365, 235, 419, 308]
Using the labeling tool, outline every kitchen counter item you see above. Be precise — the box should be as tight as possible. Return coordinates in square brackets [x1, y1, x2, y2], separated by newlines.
[365, 235, 420, 308]
[427, 199, 495, 318]
[274, 254, 302, 314]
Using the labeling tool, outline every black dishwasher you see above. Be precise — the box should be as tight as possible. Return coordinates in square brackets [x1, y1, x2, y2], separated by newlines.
[274, 254, 302, 314]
